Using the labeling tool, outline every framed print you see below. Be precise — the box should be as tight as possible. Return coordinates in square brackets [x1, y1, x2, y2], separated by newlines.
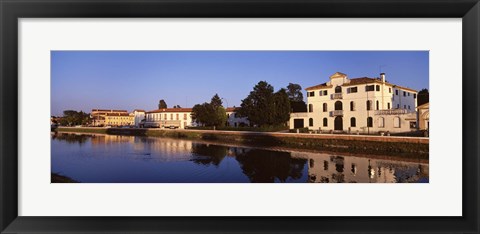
[1, 0, 479, 233]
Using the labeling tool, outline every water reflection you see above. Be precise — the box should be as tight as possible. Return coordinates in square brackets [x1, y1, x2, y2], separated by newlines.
[51, 133, 428, 183]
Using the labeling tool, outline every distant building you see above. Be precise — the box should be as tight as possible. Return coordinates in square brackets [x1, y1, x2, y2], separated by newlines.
[144, 107, 249, 129]
[226, 107, 249, 127]
[91, 109, 129, 127]
[133, 109, 146, 127]
[289, 72, 418, 134]
[145, 108, 195, 129]
[104, 112, 134, 127]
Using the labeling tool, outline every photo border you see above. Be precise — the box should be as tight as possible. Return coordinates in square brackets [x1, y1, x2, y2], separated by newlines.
[1, 0, 478, 233]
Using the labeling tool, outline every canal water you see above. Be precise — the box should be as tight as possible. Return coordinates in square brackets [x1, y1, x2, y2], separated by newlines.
[51, 133, 429, 183]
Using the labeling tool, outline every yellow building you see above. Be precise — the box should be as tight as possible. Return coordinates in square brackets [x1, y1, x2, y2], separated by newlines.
[91, 109, 129, 126]
[104, 112, 134, 127]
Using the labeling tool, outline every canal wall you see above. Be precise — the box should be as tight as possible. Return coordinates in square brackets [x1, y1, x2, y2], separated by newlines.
[56, 127, 429, 159]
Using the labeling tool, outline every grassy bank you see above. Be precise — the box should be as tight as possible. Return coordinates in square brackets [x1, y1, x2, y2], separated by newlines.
[51, 173, 78, 183]
[56, 127, 429, 159]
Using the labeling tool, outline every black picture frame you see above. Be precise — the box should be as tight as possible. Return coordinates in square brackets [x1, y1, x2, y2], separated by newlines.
[1, 0, 479, 233]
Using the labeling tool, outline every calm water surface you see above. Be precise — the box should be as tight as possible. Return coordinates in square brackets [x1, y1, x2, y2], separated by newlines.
[51, 133, 429, 183]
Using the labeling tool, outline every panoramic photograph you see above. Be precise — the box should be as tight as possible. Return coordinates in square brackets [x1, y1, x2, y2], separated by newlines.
[51, 51, 429, 183]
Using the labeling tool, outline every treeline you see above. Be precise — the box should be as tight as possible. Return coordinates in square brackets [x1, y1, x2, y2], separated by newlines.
[191, 81, 306, 128]
[53, 110, 91, 126]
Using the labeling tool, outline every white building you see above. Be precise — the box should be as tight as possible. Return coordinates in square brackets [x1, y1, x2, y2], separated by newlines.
[144, 108, 195, 129]
[144, 107, 248, 129]
[226, 107, 250, 127]
[289, 72, 418, 134]
[133, 109, 146, 127]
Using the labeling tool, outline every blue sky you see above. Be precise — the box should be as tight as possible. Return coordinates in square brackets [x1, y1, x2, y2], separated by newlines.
[51, 51, 428, 116]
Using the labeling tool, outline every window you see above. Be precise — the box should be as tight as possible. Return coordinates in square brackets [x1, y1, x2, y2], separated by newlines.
[184, 113, 187, 120]
[323, 90, 328, 96]
[335, 86, 342, 93]
[404, 105, 406, 109]
[176, 114, 179, 120]
[350, 117, 356, 127]
[410, 121, 417, 129]
[334, 101, 342, 110]
[367, 117, 373, 127]
[323, 118, 328, 127]
[349, 87, 358, 93]
[397, 104, 400, 109]
[375, 85, 380, 91]
[389, 88, 392, 93]
[365, 85, 375, 92]
[414, 94, 417, 99]
[164, 114, 167, 119]
[309, 118, 313, 127]
[323, 103, 327, 112]
[408, 93, 410, 96]
[378, 117, 385, 128]
[170, 114, 173, 120]
[350, 101, 355, 111]
[307, 92, 309, 97]
[376, 100, 379, 110]
[387, 103, 391, 109]
[309, 91, 315, 97]
[395, 90, 398, 95]
[403, 91, 406, 97]
[408, 105, 411, 110]
[308, 104, 313, 113]
[366, 100, 372, 111]
[394, 117, 401, 128]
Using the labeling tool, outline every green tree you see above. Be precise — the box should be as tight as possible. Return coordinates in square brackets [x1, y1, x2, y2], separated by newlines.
[59, 110, 91, 126]
[417, 88, 429, 106]
[286, 83, 304, 102]
[210, 94, 222, 109]
[173, 105, 181, 108]
[273, 88, 291, 125]
[191, 94, 227, 127]
[158, 99, 168, 109]
[286, 83, 307, 112]
[237, 81, 276, 127]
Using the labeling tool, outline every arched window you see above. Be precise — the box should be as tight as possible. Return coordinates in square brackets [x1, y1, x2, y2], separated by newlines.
[350, 101, 355, 111]
[308, 104, 313, 113]
[335, 86, 342, 93]
[376, 100, 379, 110]
[367, 117, 373, 127]
[394, 117, 401, 128]
[378, 117, 385, 128]
[350, 117, 356, 127]
[366, 100, 372, 111]
[309, 118, 314, 127]
[334, 101, 343, 110]
[323, 118, 328, 127]
[323, 103, 327, 112]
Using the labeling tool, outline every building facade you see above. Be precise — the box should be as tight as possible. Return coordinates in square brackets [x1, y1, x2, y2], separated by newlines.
[104, 112, 134, 126]
[91, 109, 129, 127]
[144, 108, 195, 129]
[289, 72, 418, 134]
[226, 107, 250, 127]
[133, 109, 146, 127]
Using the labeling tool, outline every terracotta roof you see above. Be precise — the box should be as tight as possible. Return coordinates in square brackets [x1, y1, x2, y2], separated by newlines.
[133, 109, 146, 112]
[305, 83, 332, 91]
[92, 109, 128, 113]
[106, 113, 130, 116]
[306, 77, 417, 93]
[147, 108, 193, 113]
[226, 107, 240, 112]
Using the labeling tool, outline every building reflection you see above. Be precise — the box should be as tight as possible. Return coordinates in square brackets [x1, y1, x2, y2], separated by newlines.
[291, 152, 429, 183]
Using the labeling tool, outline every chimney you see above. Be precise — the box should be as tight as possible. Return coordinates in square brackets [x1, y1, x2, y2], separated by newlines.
[380, 73, 386, 83]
